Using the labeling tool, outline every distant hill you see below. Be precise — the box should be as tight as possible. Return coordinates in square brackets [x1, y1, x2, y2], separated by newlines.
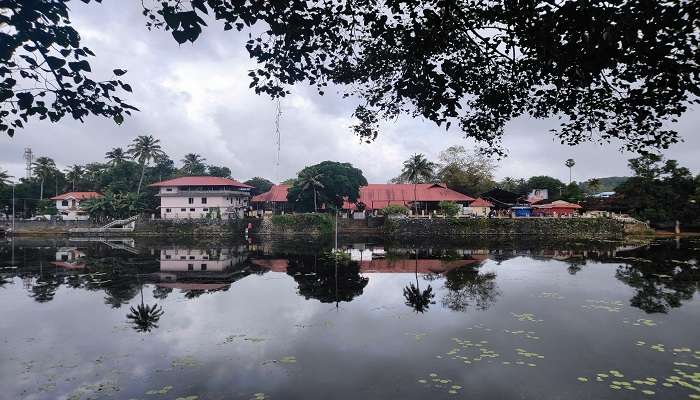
[579, 176, 629, 194]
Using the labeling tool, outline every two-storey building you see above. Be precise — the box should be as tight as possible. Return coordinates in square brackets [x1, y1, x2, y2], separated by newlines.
[149, 176, 253, 219]
[50, 191, 103, 220]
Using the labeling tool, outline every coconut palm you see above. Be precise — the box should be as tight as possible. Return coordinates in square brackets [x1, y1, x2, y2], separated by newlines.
[105, 147, 127, 166]
[0, 168, 12, 186]
[180, 153, 206, 175]
[32, 156, 57, 200]
[399, 153, 436, 215]
[565, 158, 576, 185]
[297, 171, 324, 212]
[127, 135, 166, 194]
[64, 165, 84, 191]
[126, 278, 165, 333]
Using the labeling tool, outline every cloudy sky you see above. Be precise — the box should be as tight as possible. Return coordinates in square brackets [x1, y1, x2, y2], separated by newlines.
[2, 2, 698, 184]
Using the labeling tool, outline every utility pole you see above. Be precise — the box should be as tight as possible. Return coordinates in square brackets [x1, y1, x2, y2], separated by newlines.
[12, 181, 16, 233]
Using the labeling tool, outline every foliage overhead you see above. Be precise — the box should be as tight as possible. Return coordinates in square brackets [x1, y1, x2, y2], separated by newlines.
[8, 1, 698, 155]
[0, 0, 137, 136]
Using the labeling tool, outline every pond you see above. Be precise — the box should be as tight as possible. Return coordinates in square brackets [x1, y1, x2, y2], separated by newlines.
[1, 236, 699, 400]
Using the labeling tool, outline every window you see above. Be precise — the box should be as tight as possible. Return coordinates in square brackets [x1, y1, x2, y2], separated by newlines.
[203, 208, 209, 211]
[61, 200, 69, 206]
[181, 208, 186, 212]
[165, 255, 171, 259]
[180, 256, 186, 260]
[165, 208, 171, 213]
[165, 188, 172, 192]
[188, 198, 194, 204]
[203, 256, 209, 260]
[187, 264, 194, 271]
[201, 264, 207, 271]
[189, 256, 195, 260]
[201, 197, 207, 204]
[190, 208, 195, 212]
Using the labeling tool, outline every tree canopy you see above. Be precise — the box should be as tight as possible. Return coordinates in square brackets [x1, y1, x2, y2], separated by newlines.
[3, 1, 699, 155]
[244, 177, 274, 196]
[287, 161, 367, 211]
[436, 145, 496, 195]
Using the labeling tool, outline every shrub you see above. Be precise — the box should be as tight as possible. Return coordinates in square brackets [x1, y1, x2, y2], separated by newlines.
[381, 204, 409, 216]
[438, 201, 461, 217]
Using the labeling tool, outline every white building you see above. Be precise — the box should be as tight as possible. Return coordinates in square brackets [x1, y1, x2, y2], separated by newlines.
[149, 176, 253, 219]
[50, 191, 103, 220]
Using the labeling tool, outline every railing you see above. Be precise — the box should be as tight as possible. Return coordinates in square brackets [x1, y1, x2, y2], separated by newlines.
[68, 215, 139, 234]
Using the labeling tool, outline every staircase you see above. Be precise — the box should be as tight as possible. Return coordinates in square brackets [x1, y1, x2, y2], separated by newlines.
[69, 215, 140, 235]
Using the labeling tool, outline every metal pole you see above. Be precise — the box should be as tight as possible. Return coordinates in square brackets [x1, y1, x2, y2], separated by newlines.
[12, 182, 15, 234]
[335, 209, 338, 251]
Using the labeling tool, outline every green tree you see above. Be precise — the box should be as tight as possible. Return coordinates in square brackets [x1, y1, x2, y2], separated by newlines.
[180, 153, 207, 175]
[0, 168, 12, 186]
[288, 161, 367, 212]
[561, 182, 584, 203]
[586, 178, 601, 194]
[32, 156, 57, 200]
[105, 147, 127, 166]
[127, 135, 165, 195]
[399, 154, 436, 215]
[565, 159, 576, 185]
[8, 2, 698, 157]
[438, 201, 461, 217]
[498, 177, 527, 194]
[436, 146, 496, 196]
[207, 165, 231, 178]
[244, 177, 274, 196]
[64, 165, 84, 192]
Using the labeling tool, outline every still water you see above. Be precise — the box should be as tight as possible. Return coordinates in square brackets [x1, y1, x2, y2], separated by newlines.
[1, 236, 699, 400]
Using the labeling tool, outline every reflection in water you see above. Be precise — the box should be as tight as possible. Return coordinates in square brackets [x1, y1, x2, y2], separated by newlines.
[1, 237, 700, 400]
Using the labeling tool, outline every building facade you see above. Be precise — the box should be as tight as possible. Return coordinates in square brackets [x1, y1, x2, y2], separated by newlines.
[50, 191, 103, 220]
[149, 176, 253, 219]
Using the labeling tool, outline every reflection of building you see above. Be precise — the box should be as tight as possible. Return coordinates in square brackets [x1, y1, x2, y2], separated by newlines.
[151, 247, 251, 292]
[50, 191, 102, 220]
[51, 247, 86, 269]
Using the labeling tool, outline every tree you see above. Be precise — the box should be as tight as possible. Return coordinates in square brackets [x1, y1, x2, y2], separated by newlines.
[105, 148, 127, 166]
[565, 159, 576, 185]
[399, 154, 436, 215]
[0, 168, 12, 186]
[244, 177, 274, 196]
[288, 161, 367, 212]
[561, 182, 584, 203]
[180, 153, 207, 175]
[436, 146, 497, 196]
[207, 165, 231, 178]
[32, 156, 56, 200]
[438, 201, 461, 217]
[8, 2, 698, 156]
[296, 171, 324, 212]
[127, 135, 165, 195]
[586, 178, 601, 194]
[64, 165, 84, 192]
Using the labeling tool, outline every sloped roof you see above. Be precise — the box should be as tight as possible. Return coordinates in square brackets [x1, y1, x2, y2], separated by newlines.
[148, 176, 252, 188]
[533, 200, 582, 209]
[50, 191, 102, 201]
[469, 198, 493, 207]
[345, 183, 474, 210]
[251, 185, 289, 203]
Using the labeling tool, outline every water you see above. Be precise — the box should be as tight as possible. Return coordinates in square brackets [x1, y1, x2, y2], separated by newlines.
[1, 236, 699, 400]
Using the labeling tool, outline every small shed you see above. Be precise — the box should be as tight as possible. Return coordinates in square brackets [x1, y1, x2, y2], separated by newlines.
[465, 198, 494, 217]
[532, 200, 582, 217]
[511, 206, 533, 218]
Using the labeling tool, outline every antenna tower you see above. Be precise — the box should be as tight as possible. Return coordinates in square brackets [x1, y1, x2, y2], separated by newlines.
[23, 147, 33, 179]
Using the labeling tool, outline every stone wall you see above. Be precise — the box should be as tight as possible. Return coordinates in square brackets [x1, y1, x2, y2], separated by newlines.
[3, 220, 97, 235]
[384, 217, 653, 240]
[132, 219, 248, 237]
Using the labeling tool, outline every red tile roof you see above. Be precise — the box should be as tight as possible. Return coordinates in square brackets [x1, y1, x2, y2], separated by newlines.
[148, 176, 253, 188]
[251, 185, 289, 203]
[50, 191, 103, 201]
[345, 183, 474, 210]
[469, 198, 494, 207]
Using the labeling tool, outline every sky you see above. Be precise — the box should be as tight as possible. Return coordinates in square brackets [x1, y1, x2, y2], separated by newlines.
[1, 2, 698, 185]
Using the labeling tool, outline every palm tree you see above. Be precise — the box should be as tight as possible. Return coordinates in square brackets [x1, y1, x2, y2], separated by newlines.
[105, 147, 127, 166]
[297, 171, 324, 212]
[64, 165, 84, 191]
[565, 158, 576, 185]
[399, 153, 436, 215]
[32, 156, 57, 200]
[127, 135, 166, 194]
[0, 168, 12, 186]
[180, 153, 206, 175]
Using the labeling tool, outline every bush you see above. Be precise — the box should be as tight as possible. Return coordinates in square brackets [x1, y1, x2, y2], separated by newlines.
[438, 201, 461, 217]
[381, 204, 409, 216]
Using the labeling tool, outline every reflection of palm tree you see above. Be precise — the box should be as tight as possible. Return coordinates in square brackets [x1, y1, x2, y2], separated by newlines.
[403, 249, 435, 313]
[126, 278, 164, 333]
